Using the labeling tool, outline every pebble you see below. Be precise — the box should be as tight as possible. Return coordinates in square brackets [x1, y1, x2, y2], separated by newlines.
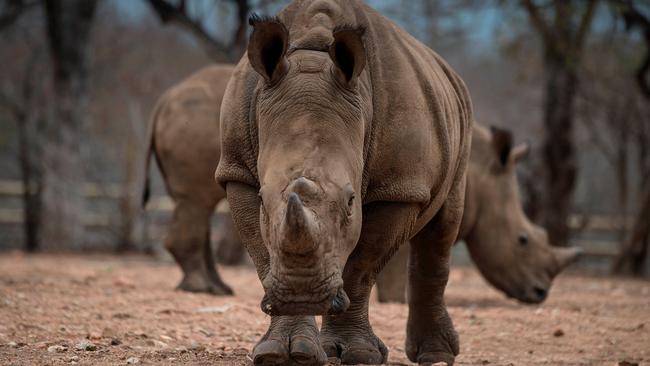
[47, 345, 67, 353]
[110, 338, 122, 346]
[553, 328, 565, 337]
[188, 341, 205, 351]
[75, 340, 97, 351]
[68, 355, 79, 362]
[145, 339, 168, 348]
[126, 356, 140, 364]
[195, 305, 232, 313]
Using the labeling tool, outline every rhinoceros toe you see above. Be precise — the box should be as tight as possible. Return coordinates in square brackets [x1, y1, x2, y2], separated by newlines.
[320, 329, 388, 365]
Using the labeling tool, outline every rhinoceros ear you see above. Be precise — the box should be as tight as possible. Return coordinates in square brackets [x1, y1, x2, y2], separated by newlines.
[509, 142, 530, 164]
[248, 14, 289, 84]
[490, 125, 513, 167]
[329, 26, 366, 85]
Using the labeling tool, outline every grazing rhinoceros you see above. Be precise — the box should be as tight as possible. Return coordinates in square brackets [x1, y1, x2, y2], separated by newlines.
[215, 1, 472, 364]
[376, 125, 582, 304]
[143, 65, 580, 306]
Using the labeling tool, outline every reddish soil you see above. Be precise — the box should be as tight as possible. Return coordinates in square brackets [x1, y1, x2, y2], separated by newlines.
[0, 253, 648, 365]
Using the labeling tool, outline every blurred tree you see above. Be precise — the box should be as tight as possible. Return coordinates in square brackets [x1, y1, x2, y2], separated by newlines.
[146, 0, 251, 61]
[0, 0, 37, 31]
[41, 0, 98, 249]
[610, 0, 650, 275]
[0, 47, 46, 252]
[521, 0, 598, 246]
[0, 0, 47, 252]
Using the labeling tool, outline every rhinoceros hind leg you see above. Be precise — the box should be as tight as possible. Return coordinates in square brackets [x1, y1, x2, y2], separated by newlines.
[166, 201, 233, 296]
[321, 202, 421, 365]
[252, 316, 326, 366]
[406, 185, 464, 366]
[175, 264, 233, 295]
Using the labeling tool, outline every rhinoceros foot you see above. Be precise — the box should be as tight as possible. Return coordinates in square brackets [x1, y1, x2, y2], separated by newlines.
[319, 322, 388, 365]
[405, 305, 458, 366]
[176, 270, 233, 296]
[252, 316, 326, 366]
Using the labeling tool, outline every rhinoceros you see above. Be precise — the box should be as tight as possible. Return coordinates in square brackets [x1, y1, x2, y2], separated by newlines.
[143, 66, 580, 305]
[142, 65, 234, 295]
[215, 1, 472, 364]
[376, 125, 581, 304]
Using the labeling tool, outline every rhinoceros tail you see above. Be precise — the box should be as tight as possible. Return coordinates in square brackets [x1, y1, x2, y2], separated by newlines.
[142, 96, 164, 209]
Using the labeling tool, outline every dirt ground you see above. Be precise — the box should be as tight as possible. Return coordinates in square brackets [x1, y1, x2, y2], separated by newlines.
[0, 253, 648, 365]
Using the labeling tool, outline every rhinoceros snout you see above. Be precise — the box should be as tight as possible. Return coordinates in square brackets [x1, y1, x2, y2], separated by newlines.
[260, 285, 349, 316]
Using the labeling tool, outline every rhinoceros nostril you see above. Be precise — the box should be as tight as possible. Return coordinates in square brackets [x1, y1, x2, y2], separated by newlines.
[533, 286, 548, 301]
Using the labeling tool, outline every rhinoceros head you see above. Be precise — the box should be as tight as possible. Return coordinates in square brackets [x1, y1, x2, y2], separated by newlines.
[247, 16, 368, 315]
[464, 126, 581, 304]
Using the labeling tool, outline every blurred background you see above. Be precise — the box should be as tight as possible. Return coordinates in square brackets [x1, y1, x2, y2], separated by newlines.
[0, 0, 648, 276]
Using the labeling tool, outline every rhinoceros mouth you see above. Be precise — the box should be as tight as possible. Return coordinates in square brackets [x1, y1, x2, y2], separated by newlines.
[260, 273, 348, 315]
[260, 286, 349, 316]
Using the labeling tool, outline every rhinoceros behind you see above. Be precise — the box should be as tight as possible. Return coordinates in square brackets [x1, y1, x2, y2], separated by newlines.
[142, 65, 234, 295]
[376, 124, 581, 304]
[216, 1, 472, 365]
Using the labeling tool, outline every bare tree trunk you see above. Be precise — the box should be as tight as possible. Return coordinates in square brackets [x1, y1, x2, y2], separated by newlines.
[520, 158, 543, 222]
[41, 0, 97, 249]
[116, 100, 146, 252]
[540, 52, 579, 246]
[17, 112, 42, 252]
[615, 121, 629, 241]
[521, 0, 597, 246]
[613, 184, 650, 275]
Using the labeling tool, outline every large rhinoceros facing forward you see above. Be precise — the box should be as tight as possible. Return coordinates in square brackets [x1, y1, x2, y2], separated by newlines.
[144, 65, 580, 307]
[216, 1, 472, 365]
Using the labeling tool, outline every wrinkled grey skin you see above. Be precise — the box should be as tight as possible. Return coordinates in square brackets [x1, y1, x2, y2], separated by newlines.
[144, 66, 579, 307]
[376, 125, 582, 304]
[215, 1, 472, 365]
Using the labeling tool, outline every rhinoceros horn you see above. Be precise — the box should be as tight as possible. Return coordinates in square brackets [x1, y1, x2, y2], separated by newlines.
[553, 246, 583, 274]
[282, 192, 318, 254]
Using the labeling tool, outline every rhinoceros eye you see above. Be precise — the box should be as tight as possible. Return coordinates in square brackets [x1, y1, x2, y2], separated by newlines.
[348, 194, 355, 208]
[258, 192, 264, 207]
[518, 233, 529, 246]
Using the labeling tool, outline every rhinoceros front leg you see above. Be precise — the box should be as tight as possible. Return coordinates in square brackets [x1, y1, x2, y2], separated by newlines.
[226, 182, 326, 366]
[320, 201, 421, 365]
[166, 200, 233, 295]
[406, 182, 465, 366]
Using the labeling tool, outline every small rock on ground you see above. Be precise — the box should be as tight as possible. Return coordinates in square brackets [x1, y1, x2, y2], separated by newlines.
[75, 340, 96, 351]
[47, 345, 67, 353]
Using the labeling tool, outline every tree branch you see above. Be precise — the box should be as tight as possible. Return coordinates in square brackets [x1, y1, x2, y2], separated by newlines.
[575, 0, 598, 49]
[0, 0, 39, 32]
[520, 0, 555, 47]
[229, 0, 250, 57]
[0, 87, 23, 119]
[615, 0, 650, 98]
[146, 0, 234, 61]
